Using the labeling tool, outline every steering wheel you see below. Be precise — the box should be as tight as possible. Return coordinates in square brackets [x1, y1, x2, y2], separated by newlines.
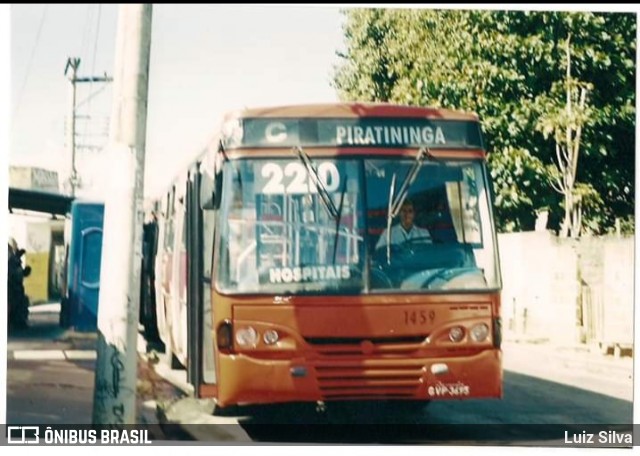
[370, 266, 394, 289]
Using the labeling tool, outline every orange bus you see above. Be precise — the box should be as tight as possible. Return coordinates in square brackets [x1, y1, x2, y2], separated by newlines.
[151, 102, 503, 411]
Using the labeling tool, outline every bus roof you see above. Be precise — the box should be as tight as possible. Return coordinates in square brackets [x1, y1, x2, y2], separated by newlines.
[225, 102, 479, 122]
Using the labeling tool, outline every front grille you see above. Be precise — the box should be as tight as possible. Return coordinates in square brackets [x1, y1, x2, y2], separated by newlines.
[307, 336, 429, 399]
[314, 361, 424, 399]
[304, 336, 428, 356]
[305, 336, 426, 345]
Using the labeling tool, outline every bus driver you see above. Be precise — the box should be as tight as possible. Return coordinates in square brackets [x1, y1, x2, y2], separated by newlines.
[376, 199, 432, 249]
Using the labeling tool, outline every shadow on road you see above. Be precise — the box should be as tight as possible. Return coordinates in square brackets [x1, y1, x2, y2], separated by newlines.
[230, 371, 633, 444]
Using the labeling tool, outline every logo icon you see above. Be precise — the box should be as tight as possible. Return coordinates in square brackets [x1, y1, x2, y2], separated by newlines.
[7, 426, 40, 444]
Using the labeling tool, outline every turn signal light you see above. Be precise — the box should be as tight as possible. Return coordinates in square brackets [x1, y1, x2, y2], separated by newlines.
[217, 320, 233, 351]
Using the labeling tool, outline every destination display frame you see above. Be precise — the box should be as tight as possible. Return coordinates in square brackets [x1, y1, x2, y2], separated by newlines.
[223, 117, 484, 150]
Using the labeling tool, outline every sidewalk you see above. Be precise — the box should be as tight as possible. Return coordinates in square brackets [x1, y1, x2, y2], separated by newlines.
[135, 351, 190, 439]
[501, 338, 634, 402]
[6, 302, 185, 438]
[502, 333, 634, 375]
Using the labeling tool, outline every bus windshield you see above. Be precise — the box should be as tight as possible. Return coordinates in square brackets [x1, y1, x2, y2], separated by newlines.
[216, 156, 500, 294]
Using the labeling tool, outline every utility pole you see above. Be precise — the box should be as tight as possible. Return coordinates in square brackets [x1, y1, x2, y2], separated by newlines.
[92, 4, 152, 426]
[64, 58, 113, 197]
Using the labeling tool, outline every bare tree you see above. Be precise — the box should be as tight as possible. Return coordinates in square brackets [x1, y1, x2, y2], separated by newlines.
[538, 33, 592, 238]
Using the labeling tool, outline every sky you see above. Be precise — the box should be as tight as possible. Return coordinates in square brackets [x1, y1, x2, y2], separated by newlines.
[9, 4, 347, 199]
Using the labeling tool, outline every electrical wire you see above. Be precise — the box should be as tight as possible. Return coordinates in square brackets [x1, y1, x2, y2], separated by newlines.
[77, 5, 94, 147]
[79, 5, 107, 155]
[13, 5, 49, 119]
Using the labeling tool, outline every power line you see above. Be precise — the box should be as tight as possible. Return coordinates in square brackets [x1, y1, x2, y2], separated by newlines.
[80, 4, 94, 64]
[91, 5, 102, 77]
[13, 5, 49, 119]
[80, 5, 107, 159]
[78, 5, 95, 145]
[85, 5, 103, 131]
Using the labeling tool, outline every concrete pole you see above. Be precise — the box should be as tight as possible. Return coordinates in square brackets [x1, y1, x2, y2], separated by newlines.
[92, 4, 152, 426]
[64, 57, 81, 197]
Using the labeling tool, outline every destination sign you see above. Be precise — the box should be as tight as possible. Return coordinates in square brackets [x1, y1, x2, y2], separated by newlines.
[222, 118, 484, 149]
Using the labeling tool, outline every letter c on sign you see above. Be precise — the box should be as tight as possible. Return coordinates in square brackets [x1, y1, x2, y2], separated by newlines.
[266, 122, 287, 143]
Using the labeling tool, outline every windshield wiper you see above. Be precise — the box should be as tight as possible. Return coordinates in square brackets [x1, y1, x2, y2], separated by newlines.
[293, 146, 339, 219]
[389, 147, 427, 217]
[332, 179, 347, 264]
[385, 173, 397, 265]
[384, 147, 427, 264]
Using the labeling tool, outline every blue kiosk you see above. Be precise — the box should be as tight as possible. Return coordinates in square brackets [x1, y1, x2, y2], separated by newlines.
[60, 201, 104, 332]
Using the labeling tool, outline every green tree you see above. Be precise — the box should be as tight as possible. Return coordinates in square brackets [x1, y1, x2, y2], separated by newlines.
[333, 8, 635, 234]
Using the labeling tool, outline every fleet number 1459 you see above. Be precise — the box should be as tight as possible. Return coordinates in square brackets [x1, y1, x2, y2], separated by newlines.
[404, 310, 435, 325]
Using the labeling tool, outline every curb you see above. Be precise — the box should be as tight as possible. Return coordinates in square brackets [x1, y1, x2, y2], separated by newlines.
[138, 342, 253, 442]
[135, 336, 251, 442]
[157, 397, 252, 442]
[502, 340, 633, 375]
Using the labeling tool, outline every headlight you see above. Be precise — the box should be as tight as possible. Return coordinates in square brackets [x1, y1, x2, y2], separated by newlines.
[263, 329, 279, 345]
[235, 327, 259, 347]
[448, 326, 465, 342]
[470, 323, 490, 342]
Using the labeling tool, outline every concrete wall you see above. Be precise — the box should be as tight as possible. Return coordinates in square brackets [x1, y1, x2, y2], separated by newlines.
[498, 231, 634, 347]
[10, 166, 60, 193]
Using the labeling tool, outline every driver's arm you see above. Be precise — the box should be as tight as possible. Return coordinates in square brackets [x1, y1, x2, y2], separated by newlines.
[420, 227, 433, 242]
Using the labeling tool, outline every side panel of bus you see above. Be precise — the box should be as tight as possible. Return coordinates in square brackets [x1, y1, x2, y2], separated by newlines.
[154, 165, 220, 396]
[171, 184, 189, 367]
[155, 178, 191, 370]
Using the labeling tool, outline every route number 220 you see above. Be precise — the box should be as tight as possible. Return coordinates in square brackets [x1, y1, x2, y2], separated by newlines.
[260, 162, 340, 194]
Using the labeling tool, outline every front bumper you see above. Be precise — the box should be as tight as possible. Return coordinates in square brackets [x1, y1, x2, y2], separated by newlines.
[216, 349, 502, 407]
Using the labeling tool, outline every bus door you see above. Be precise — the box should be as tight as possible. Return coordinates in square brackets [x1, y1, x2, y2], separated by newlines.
[188, 162, 218, 396]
